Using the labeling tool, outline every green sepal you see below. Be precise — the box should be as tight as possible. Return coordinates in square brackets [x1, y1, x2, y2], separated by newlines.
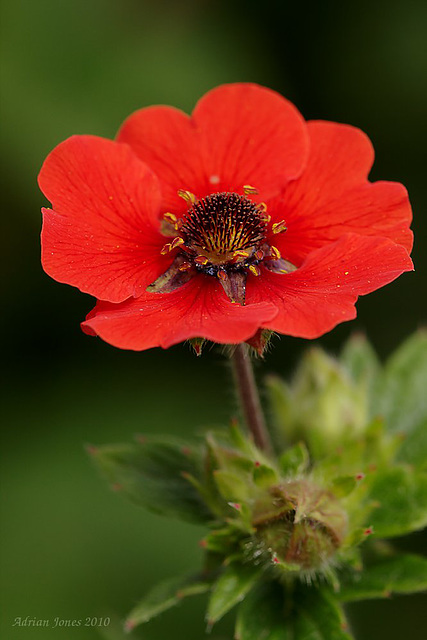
[279, 441, 310, 476]
[235, 581, 353, 640]
[124, 572, 212, 630]
[367, 466, 427, 537]
[331, 475, 358, 498]
[90, 439, 213, 523]
[206, 562, 261, 627]
[253, 462, 279, 488]
[213, 470, 251, 503]
[338, 554, 427, 602]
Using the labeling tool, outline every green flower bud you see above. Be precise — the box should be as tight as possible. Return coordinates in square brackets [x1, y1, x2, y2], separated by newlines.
[251, 480, 348, 571]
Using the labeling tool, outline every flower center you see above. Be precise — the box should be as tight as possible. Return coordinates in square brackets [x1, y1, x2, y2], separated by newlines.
[148, 187, 297, 305]
[180, 192, 267, 272]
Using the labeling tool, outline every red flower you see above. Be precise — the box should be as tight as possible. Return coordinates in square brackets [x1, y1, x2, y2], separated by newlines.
[39, 83, 413, 350]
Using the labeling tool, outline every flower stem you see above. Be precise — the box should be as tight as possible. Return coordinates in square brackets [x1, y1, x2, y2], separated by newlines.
[230, 343, 272, 454]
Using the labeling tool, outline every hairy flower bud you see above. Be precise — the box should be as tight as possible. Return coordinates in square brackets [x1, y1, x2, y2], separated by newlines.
[251, 480, 347, 571]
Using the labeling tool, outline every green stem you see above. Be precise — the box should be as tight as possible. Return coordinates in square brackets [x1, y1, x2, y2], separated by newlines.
[230, 343, 272, 453]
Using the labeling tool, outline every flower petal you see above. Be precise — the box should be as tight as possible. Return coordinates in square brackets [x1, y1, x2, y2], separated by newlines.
[269, 122, 413, 263]
[39, 135, 168, 302]
[247, 234, 413, 339]
[117, 83, 309, 212]
[82, 276, 278, 351]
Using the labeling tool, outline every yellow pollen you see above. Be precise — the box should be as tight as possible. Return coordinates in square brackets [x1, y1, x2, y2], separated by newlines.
[255, 249, 264, 260]
[344, 271, 349, 275]
[163, 212, 177, 224]
[178, 262, 192, 271]
[257, 202, 267, 213]
[272, 220, 287, 234]
[243, 184, 259, 195]
[233, 250, 250, 260]
[178, 189, 197, 205]
[194, 255, 209, 265]
[270, 246, 281, 260]
[249, 265, 261, 277]
[170, 236, 185, 249]
[160, 243, 172, 255]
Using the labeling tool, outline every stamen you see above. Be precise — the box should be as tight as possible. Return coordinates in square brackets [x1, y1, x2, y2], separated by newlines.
[178, 262, 192, 271]
[272, 220, 287, 234]
[255, 250, 264, 260]
[249, 265, 261, 277]
[170, 236, 185, 249]
[160, 243, 172, 255]
[194, 255, 209, 266]
[177, 189, 197, 205]
[269, 246, 281, 260]
[233, 250, 250, 260]
[163, 212, 178, 224]
[243, 184, 259, 195]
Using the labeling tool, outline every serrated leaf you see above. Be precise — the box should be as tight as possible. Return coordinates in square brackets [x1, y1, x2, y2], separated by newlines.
[338, 554, 427, 602]
[91, 439, 212, 523]
[374, 330, 427, 436]
[368, 466, 427, 537]
[124, 573, 211, 630]
[279, 441, 310, 476]
[206, 562, 260, 626]
[235, 581, 353, 640]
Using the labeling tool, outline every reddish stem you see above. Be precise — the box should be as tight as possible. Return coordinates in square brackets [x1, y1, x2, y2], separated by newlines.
[230, 343, 272, 453]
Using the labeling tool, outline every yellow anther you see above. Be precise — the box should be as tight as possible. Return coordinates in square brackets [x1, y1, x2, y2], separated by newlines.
[257, 202, 267, 212]
[254, 250, 264, 261]
[272, 220, 287, 234]
[163, 212, 177, 224]
[170, 236, 185, 249]
[217, 270, 227, 281]
[177, 189, 197, 205]
[233, 250, 250, 260]
[160, 243, 172, 255]
[269, 246, 281, 260]
[243, 184, 259, 195]
[194, 255, 209, 266]
[178, 262, 192, 271]
[249, 265, 261, 277]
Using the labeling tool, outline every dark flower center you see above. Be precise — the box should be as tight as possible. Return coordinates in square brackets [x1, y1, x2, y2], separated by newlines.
[180, 193, 267, 272]
[148, 188, 296, 305]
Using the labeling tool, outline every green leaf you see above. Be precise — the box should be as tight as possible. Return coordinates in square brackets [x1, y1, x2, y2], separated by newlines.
[279, 441, 310, 476]
[90, 439, 213, 523]
[236, 581, 353, 640]
[396, 417, 427, 469]
[368, 466, 427, 537]
[206, 562, 260, 626]
[374, 330, 427, 436]
[124, 573, 211, 630]
[338, 554, 427, 602]
[340, 334, 380, 385]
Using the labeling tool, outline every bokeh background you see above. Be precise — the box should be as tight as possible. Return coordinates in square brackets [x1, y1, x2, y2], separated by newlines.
[1, 1, 426, 638]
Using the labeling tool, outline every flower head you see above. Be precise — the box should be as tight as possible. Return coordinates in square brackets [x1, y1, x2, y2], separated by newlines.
[39, 83, 413, 350]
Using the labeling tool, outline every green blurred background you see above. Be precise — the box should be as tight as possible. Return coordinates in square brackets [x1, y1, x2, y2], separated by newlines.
[1, 1, 426, 638]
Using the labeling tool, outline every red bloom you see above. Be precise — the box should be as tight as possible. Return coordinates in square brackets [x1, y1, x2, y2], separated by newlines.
[39, 84, 413, 350]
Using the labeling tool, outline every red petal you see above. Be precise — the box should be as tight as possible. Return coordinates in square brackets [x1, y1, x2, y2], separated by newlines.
[39, 135, 167, 302]
[82, 276, 278, 350]
[269, 122, 413, 263]
[247, 234, 413, 339]
[117, 83, 309, 211]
